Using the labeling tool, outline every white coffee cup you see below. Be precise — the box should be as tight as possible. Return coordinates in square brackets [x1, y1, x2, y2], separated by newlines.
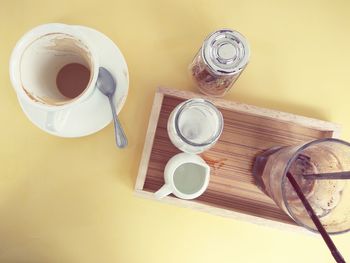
[9, 23, 128, 136]
[155, 153, 210, 200]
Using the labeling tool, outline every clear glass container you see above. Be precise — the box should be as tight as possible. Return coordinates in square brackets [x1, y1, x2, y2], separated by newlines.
[167, 98, 224, 154]
[253, 138, 350, 234]
[189, 29, 250, 97]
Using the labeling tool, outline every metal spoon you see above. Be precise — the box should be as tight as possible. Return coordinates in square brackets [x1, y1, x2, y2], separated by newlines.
[96, 67, 128, 148]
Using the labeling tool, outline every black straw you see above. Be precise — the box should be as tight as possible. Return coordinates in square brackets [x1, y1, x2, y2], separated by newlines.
[303, 171, 350, 180]
[286, 172, 345, 263]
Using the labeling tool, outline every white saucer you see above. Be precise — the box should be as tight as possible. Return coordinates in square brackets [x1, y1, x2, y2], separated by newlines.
[18, 26, 129, 137]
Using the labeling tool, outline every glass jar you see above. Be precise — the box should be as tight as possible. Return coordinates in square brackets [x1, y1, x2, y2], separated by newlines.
[189, 29, 250, 97]
[167, 98, 224, 154]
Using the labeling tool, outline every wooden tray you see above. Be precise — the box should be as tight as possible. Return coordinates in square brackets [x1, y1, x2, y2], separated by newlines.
[135, 87, 341, 231]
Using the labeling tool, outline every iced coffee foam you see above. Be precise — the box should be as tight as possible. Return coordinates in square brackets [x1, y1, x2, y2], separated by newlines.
[286, 154, 345, 218]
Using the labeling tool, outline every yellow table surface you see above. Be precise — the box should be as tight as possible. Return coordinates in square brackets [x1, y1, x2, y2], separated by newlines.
[1, 0, 350, 262]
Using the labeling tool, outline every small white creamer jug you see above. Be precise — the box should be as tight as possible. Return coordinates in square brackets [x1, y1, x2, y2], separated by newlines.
[155, 153, 210, 200]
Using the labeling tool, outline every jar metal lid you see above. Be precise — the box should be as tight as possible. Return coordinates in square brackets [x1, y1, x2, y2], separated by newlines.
[202, 29, 250, 75]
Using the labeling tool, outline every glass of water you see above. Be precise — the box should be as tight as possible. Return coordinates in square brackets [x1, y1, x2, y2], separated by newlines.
[167, 98, 224, 154]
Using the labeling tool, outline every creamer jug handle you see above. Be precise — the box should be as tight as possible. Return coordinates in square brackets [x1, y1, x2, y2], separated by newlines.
[154, 184, 172, 199]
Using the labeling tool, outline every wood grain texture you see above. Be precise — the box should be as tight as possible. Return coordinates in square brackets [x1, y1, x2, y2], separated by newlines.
[136, 87, 340, 228]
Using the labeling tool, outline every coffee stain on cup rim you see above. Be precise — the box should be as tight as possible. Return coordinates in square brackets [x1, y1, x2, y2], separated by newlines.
[19, 33, 95, 106]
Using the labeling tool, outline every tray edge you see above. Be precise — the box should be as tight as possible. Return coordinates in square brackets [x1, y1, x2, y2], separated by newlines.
[135, 89, 165, 191]
[135, 189, 314, 234]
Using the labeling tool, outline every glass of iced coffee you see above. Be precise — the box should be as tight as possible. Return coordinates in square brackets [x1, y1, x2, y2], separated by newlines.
[253, 138, 350, 234]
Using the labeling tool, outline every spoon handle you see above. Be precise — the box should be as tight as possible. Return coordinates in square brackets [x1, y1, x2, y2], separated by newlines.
[109, 96, 128, 148]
